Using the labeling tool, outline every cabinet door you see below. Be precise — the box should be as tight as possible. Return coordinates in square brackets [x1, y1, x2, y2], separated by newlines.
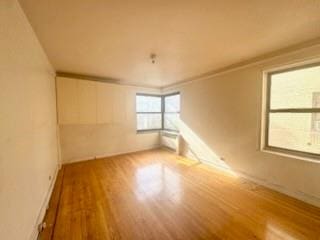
[78, 80, 97, 124]
[57, 77, 78, 124]
[96, 82, 113, 124]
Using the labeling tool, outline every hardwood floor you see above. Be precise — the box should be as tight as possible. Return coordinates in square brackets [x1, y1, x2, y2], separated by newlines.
[40, 149, 320, 240]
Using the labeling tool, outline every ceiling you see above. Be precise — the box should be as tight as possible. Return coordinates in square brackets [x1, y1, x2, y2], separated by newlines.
[19, 0, 320, 88]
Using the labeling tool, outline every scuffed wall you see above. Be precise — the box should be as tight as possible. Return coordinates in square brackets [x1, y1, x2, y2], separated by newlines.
[164, 45, 320, 207]
[56, 77, 160, 163]
[0, 1, 59, 239]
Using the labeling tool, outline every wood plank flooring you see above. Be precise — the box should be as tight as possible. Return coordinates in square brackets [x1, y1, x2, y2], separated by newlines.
[40, 149, 320, 240]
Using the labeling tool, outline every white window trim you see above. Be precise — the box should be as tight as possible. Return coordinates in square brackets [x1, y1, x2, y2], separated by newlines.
[260, 58, 320, 163]
[136, 92, 180, 133]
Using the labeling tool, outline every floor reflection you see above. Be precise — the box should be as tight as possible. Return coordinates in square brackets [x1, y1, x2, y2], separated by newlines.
[135, 163, 181, 203]
[265, 221, 298, 240]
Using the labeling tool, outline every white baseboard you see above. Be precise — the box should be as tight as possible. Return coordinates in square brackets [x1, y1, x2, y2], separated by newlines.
[29, 163, 61, 240]
[28, 147, 320, 240]
[63, 145, 161, 164]
[197, 158, 320, 208]
[235, 170, 320, 208]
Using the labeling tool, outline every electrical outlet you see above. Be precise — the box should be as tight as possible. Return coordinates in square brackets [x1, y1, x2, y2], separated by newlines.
[38, 222, 47, 232]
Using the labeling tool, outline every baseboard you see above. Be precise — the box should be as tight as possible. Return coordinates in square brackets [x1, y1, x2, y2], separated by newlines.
[29, 163, 61, 240]
[235, 170, 320, 208]
[63, 145, 161, 164]
[197, 158, 320, 208]
[28, 148, 320, 240]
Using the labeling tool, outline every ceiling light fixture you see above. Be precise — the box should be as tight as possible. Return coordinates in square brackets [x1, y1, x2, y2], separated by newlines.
[150, 53, 156, 64]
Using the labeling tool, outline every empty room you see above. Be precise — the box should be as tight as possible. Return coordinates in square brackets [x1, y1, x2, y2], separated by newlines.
[1, 0, 320, 239]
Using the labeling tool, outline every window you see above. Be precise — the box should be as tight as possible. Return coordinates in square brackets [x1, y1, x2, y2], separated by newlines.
[164, 93, 180, 131]
[136, 94, 162, 131]
[264, 63, 320, 159]
[311, 92, 320, 132]
[136, 92, 180, 132]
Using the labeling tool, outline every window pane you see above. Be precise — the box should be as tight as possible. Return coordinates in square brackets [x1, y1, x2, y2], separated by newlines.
[164, 113, 179, 131]
[165, 94, 180, 112]
[268, 113, 320, 154]
[136, 95, 161, 112]
[312, 93, 320, 132]
[270, 65, 320, 109]
[137, 113, 161, 130]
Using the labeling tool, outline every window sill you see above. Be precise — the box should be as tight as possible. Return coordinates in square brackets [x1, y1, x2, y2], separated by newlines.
[136, 129, 161, 134]
[261, 147, 320, 164]
[161, 130, 180, 138]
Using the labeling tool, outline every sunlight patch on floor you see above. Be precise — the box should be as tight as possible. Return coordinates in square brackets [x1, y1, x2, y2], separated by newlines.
[134, 163, 182, 203]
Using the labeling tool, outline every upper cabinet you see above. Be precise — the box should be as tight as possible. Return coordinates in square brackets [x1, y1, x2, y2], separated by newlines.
[57, 77, 78, 124]
[56, 77, 159, 126]
[96, 82, 113, 124]
[57, 77, 129, 125]
[77, 80, 97, 124]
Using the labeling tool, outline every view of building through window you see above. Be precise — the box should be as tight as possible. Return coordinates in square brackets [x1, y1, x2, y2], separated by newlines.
[164, 94, 180, 131]
[136, 93, 180, 131]
[136, 95, 162, 131]
[267, 65, 320, 156]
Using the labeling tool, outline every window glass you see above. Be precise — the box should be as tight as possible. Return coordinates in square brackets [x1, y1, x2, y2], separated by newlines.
[164, 94, 180, 131]
[266, 64, 320, 158]
[136, 95, 161, 112]
[269, 113, 320, 154]
[137, 113, 162, 130]
[270, 66, 320, 109]
[136, 93, 180, 132]
[136, 95, 162, 131]
[165, 94, 180, 112]
[164, 113, 179, 131]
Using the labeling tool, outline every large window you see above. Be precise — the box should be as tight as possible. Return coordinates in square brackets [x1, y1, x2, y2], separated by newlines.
[136, 93, 180, 132]
[264, 63, 320, 159]
[164, 93, 180, 131]
[136, 94, 162, 131]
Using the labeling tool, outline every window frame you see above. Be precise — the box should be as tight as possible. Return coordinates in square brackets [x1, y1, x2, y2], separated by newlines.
[311, 92, 320, 132]
[136, 93, 163, 132]
[263, 62, 320, 161]
[163, 92, 180, 132]
[136, 92, 180, 133]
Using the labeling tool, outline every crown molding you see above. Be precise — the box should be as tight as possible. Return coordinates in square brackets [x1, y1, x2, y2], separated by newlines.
[56, 71, 159, 89]
[56, 37, 320, 91]
[162, 37, 320, 90]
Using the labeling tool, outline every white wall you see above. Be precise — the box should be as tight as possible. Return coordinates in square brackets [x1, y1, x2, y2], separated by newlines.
[57, 77, 160, 163]
[164, 45, 320, 207]
[0, 1, 59, 240]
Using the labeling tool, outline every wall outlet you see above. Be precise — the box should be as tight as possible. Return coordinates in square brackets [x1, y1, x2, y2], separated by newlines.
[38, 222, 47, 233]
